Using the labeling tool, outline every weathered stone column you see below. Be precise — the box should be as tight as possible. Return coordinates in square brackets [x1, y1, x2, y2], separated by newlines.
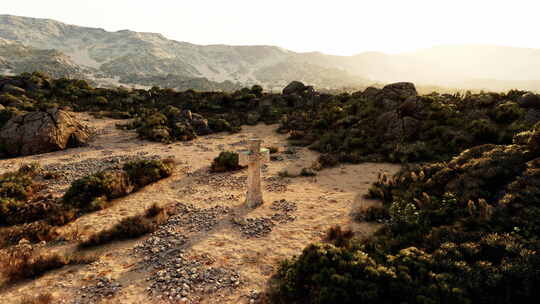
[246, 139, 263, 208]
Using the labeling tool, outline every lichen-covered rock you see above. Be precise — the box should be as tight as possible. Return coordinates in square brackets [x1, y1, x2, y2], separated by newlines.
[0, 109, 91, 157]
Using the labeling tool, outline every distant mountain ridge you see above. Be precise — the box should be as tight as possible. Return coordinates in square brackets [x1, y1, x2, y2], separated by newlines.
[2, 14, 540, 92]
[0, 14, 368, 90]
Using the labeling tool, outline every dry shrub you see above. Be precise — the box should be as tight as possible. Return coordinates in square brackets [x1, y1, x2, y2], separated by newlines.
[0, 245, 96, 284]
[78, 204, 167, 248]
[325, 225, 354, 247]
[0, 221, 58, 248]
[18, 293, 53, 304]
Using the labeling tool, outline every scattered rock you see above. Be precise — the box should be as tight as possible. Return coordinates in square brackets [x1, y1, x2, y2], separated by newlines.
[71, 277, 122, 304]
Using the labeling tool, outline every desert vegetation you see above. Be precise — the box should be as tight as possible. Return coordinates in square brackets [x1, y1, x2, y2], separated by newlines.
[0, 158, 174, 249]
[1, 71, 540, 303]
[268, 125, 540, 303]
[78, 203, 168, 248]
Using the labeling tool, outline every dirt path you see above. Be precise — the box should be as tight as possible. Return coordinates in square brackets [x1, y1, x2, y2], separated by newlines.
[0, 113, 400, 304]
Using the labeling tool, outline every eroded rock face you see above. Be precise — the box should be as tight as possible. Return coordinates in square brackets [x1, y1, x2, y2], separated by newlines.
[0, 109, 91, 157]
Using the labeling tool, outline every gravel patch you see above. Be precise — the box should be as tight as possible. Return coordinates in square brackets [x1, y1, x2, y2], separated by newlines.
[264, 176, 289, 193]
[232, 217, 274, 238]
[134, 203, 240, 303]
[70, 277, 122, 304]
[232, 200, 298, 238]
[170, 203, 232, 233]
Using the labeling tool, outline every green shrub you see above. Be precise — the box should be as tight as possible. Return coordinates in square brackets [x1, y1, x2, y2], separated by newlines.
[210, 151, 243, 172]
[0, 165, 41, 226]
[123, 158, 175, 189]
[354, 206, 389, 222]
[62, 170, 132, 210]
[270, 123, 540, 304]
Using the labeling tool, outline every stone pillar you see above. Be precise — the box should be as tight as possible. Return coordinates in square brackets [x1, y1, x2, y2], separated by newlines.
[246, 139, 263, 208]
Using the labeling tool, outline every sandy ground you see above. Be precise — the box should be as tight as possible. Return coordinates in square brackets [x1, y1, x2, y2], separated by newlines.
[0, 113, 400, 303]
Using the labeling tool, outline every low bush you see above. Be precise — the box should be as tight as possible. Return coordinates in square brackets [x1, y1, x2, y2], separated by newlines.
[123, 158, 175, 189]
[353, 206, 389, 222]
[63, 158, 175, 210]
[62, 170, 133, 210]
[18, 293, 53, 304]
[1, 245, 95, 285]
[0, 221, 58, 248]
[78, 204, 167, 248]
[210, 151, 243, 172]
[325, 225, 354, 248]
[0, 164, 41, 226]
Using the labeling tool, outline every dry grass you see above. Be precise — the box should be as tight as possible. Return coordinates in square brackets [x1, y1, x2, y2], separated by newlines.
[18, 293, 53, 304]
[0, 245, 96, 285]
[78, 203, 168, 248]
[0, 222, 59, 249]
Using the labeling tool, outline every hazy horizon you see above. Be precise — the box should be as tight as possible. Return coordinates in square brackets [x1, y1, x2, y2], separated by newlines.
[2, 0, 540, 56]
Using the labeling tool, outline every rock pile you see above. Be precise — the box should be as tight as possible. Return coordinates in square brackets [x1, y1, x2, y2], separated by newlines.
[233, 200, 297, 238]
[71, 277, 122, 304]
[232, 217, 275, 238]
[134, 203, 240, 303]
[172, 203, 232, 233]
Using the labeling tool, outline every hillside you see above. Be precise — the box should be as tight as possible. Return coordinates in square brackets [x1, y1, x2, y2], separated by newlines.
[5, 15, 540, 92]
[0, 15, 368, 90]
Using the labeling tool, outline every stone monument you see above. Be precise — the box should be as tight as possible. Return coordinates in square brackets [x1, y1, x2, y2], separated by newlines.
[239, 139, 270, 208]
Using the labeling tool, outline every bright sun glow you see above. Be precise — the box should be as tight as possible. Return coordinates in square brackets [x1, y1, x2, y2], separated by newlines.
[2, 0, 539, 55]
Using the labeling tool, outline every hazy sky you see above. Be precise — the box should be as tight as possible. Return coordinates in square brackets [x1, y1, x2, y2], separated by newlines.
[2, 0, 539, 55]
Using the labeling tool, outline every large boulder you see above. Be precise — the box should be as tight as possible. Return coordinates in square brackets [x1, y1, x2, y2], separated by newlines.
[360, 87, 381, 99]
[380, 82, 418, 101]
[0, 109, 91, 157]
[518, 92, 540, 108]
[283, 81, 307, 95]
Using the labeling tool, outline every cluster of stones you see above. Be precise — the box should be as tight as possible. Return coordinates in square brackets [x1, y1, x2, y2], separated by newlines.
[264, 176, 290, 193]
[134, 203, 240, 303]
[70, 277, 122, 304]
[171, 203, 232, 233]
[232, 200, 297, 238]
[147, 258, 241, 303]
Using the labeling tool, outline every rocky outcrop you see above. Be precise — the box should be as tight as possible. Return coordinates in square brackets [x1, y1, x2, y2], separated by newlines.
[0, 109, 91, 157]
[283, 81, 306, 95]
[380, 82, 418, 101]
[518, 92, 540, 108]
[282, 81, 315, 96]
